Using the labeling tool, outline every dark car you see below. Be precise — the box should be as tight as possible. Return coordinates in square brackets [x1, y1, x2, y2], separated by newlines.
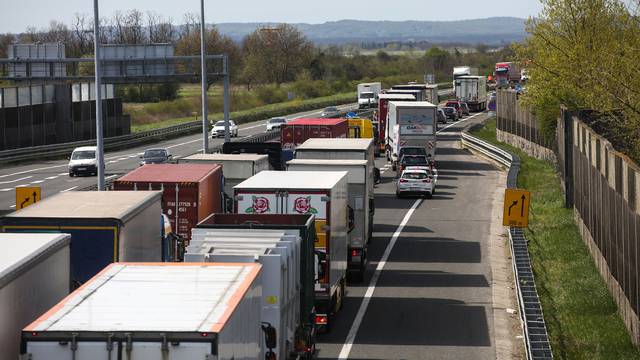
[445, 100, 464, 117]
[140, 148, 172, 166]
[398, 155, 430, 173]
[442, 107, 459, 121]
[399, 146, 428, 159]
[437, 108, 447, 124]
[460, 102, 470, 116]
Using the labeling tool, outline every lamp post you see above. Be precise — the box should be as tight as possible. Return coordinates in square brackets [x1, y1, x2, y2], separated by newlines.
[200, 0, 210, 152]
[93, 0, 105, 189]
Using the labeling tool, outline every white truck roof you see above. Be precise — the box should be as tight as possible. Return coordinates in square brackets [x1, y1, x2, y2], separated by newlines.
[235, 171, 347, 190]
[181, 153, 268, 162]
[25, 263, 262, 333]
[0, 233, 70, 286]
[7, 191, 162, 223]
[378, 94, 416, 100]
[388, 101, 437, 108]
[287, 160, 368, 184]
[296, 138, 373, 151]
[287, 159, 367, 166]
[457, 75, 486, 80]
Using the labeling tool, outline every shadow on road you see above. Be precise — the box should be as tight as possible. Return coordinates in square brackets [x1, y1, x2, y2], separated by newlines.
[388, 237, 482, 263]
[376, 269, 489, 288]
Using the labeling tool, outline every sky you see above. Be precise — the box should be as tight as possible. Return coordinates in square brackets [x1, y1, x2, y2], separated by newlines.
[0, 0, 544, 33]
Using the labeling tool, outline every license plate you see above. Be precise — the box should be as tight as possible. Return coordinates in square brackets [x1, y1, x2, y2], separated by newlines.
[77, 167, 86, 171]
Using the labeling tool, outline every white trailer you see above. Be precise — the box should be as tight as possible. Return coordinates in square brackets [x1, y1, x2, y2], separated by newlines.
[21, 263, 263, 360]
[454, 75, 487, 112]
[453, 66, 478, 92]
[386, 101, 438, 167]
[234, 171, 348, 331]
[185, 230, 300, 360]
[357, 82, 381, 109]
[287, 159, 370, 282]
[390, 84, 439, 104]
[0, 233, 71, 360]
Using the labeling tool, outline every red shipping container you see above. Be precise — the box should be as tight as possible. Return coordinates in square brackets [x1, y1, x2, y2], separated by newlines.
[280, 118, 348, 150]
[112, 164, 223, 241]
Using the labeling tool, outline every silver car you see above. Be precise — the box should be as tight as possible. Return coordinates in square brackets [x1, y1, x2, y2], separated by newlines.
[396, 168, 436, 198]
[211, 120, 238, 138]
[321, 106, 340, 118]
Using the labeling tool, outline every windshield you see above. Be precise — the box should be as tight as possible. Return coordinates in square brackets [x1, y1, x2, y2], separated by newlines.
[403, 172, 428, 180]
[269, 118, 286, 124]
[71, 150, 95, 160]
[403, 156, 428, 165]
[214, 121, 226, 126]
[446, 102, 459, 108]
[324, 107, 337, 112]
[144, 149, 167, 158]
[401, 148, 426, 156]
[361, 93, 375, 99]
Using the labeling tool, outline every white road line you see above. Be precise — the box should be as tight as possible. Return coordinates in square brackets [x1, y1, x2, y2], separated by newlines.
[61, 186, 78, 192]
[108, 160, 118, 164]
[30, 180, 44, 184]
[45, 176, 58, 180]
[337, 198, 422, 359]
[0, 176, 32, 185]
[58, 172, 68, 176]
[0, 188, 11, 192]
[9, 205, 15, 208]
[16, 184, 30, 187]
[105, 175, 118, 180]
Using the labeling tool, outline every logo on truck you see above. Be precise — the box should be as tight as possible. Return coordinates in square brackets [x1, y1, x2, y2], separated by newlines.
[245, 196, 271, 214]
[293, 196, 318, 214]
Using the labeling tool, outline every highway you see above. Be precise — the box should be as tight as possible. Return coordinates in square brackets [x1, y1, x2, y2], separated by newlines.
[0, 103, 355, 210]
[316, 111, 519, 359]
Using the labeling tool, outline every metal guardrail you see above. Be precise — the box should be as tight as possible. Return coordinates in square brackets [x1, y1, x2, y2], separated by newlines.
[460, 131, 553, 360]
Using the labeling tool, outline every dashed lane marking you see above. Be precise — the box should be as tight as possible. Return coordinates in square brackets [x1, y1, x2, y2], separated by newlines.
[61, 186, 78, 192]
[0, 176, 32, 185]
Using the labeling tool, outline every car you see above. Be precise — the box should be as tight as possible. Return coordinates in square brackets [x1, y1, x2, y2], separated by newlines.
[460, 102, 471, 116]
[398, 154, 430, 173]
[445, 100, 464, 118]
[211, 120, 238, 138]
[68, 146, 98, 177]
[392, 146, 428, 171]
[266, 117, 287, 131]
[442, 107, 459, 121]
[396, 168, 436, 198]
[321, 106, 340, 118]
[437, 108, 447, 124]
[139, 148, 172, 166]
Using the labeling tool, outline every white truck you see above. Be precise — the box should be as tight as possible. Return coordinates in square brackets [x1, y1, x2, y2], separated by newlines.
[234, 171, 348, 332]
[386, 101, 438, 169]
[185, 230, 300, 360]
[453, 66, 478, 92]
[357, 82, 381, 109]
[21, 262, 265, 360]
[1, 233, 71, 360]
[390, 83, 439, 104]
[455, 75, 487, 112]
[287, 159, 371, 282]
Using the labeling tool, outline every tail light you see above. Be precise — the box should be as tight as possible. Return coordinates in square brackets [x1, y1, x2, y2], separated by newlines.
[399, 179, 408, 183]
[315, 314, 328, 325]
[422, 179, 432, 183]
[351, 249, 361, 257]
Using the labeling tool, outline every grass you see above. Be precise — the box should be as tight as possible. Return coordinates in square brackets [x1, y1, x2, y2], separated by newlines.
[471, 118, 640, 359]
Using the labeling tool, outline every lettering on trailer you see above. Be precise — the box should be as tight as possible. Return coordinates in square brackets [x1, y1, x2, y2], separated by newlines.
[16, 186, 41, 210]
[502, 188, 531, 227]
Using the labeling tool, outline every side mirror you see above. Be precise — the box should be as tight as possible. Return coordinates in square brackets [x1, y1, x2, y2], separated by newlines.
[314, 251, 327, 281]
[261, 322, 277, 350]
[347, 205, 355, 231]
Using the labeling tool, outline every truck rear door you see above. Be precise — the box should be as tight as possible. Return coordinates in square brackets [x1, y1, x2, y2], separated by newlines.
[26, 342, 118, 360]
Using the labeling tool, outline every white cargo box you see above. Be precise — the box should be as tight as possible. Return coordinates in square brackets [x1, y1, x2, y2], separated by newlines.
[1, 233, 71, 360]
[21, 263, 263, 360]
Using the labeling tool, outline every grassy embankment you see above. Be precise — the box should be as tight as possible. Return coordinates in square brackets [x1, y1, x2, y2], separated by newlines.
[471, 118, 640, 359]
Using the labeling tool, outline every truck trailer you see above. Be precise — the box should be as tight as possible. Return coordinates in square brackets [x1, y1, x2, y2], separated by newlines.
[494, 62, 520, 88]
[194, 213, 318, 356]
[357, 82, 381, 109]
[454, 75, 487, 112]
[280, 118, 348, 150]
[21, 263, 264, 360]
[223, 141, 286, 170]
[383, 89, 424, 102]
[112, 163, 224, 242]
[377, 93, 416, 155]
[234, 171, 348, 331]
[287, 159, 371, 282]
[391, 83, 439, 104]
[386, 101, 438, 168]
[1, 191, 162, 285]
[0, 233, 70, 360]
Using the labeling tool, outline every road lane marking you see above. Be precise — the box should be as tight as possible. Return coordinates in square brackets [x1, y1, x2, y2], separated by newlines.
[61, 186, 78, 192]
[0, 188, 11, 192]
[337, 198, 422, 359]
[0, 176, 32, 185]
[44, 176, 58, 180]
[58, 172, 68, 176]
[30, 180, 44, 184]
[9, 205, 15, 208]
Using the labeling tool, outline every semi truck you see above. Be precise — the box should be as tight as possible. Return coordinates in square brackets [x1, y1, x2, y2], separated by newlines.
[494, 62, 520, 88]
[112, 163, 224, 242]
[453, 66, 478, 92]
[357, 82, 381, 109]
[386, 101, 438, 169]
[455, 75, 487, 112]
[0, 233, 70, 360]
[287, 159, 371, 282]
[280, 118, 348, 150]
[21, 262, 266, 360]
[383, 89, 424, 102]
[223, 141, 286, 170]
[234, 171, 348, 332]
[377, 93, 416, 155]
[1, 191, 162, 285]
[391, 83, 439, 104]
[193, 213, 318, 357]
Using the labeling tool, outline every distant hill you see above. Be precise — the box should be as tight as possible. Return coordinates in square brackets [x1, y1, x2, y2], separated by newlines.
[215, 17, 527, 45]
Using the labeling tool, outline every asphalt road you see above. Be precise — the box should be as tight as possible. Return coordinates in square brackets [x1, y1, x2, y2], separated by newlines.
[316, 111, 504, 359]
[0, 103, 356, 210]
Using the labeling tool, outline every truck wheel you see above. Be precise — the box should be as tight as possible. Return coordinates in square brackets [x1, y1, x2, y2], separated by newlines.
[391, 163, 396, 171]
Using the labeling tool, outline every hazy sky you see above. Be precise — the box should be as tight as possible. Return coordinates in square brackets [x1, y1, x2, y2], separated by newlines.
[0, 0, 544, 33]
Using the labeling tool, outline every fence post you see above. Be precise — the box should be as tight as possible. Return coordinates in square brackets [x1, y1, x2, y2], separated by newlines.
[563, 108, 574, 208]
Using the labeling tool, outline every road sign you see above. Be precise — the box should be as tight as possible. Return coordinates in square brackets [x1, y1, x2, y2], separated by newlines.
[503, 188, 530, 227]
[16, 186, 41, 210]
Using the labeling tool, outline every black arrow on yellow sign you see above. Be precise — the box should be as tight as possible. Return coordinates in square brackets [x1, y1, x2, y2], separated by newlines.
[520, 194, 526, 217]
[508, 200, 518, 216]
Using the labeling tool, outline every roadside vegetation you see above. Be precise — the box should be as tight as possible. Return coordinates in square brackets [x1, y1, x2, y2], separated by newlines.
[472, 118, 640, 359]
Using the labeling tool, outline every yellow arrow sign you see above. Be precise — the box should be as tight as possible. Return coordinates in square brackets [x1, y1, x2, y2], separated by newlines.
[503, 188, 531, 227]
[16, 186, 41, 210]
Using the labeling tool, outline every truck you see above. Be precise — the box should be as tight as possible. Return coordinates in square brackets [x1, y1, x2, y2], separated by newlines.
[383, 88, 424, 102]
[347, 118, 376, 155]
[391, 83, 439, 104]
[377, 93, 416, 155]
[1, 191, 162, 285]
[453, 66, 478, 92]
[357, 82, 381, 109]
[280, 118, 348, 150]
[193, 213, 318, 357]
[21, 262, 266, 360]
[386, 101, 438, 169]
[287, 159, 371, 282]
[112, 163, 224, 242]
[223, 141, 286, 170]
[178, 153, 270, 210]
[1, 233, 70, 360]
[234, 171, 348, 332]
[494, 62, 520, 88]
[455, 75, 487, 112]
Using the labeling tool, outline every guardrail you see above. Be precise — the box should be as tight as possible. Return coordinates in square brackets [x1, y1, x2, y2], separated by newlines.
[460, 131, 553, 360]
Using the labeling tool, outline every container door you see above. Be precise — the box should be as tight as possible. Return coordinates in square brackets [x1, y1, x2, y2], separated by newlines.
[236, 192, 279, 215]
[128, 342, 209, 359]
[27, 341, 118, 360]
[281, 125, 295, 149]
[164, 183, 200, 241]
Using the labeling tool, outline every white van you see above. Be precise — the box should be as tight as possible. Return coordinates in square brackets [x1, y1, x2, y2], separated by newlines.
[68, 146, 98, 177]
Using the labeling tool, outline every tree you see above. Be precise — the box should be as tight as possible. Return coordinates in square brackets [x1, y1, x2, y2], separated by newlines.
[241, 24, 314, 86]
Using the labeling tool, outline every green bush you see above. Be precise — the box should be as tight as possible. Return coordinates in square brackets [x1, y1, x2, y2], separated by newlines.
[255, 85, 288, 104]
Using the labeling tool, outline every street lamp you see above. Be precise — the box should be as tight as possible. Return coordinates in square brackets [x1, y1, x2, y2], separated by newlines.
[200, 0, 211, 152]
[93, 0, 105, 190]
